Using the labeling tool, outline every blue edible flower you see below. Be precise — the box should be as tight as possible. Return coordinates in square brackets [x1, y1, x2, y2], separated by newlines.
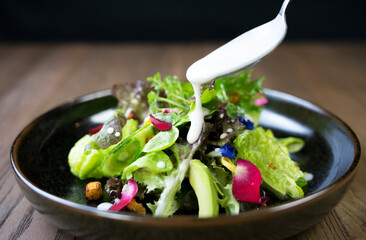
[220, 143, 236, 159]
[238, 116, 254, 130]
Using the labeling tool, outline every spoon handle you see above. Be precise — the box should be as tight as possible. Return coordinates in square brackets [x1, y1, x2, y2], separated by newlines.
[279, 0, 291, 16]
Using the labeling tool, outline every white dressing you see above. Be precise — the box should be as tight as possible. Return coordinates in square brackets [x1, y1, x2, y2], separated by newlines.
[97, 202, 113, 211]
[186, 3, 289, 143]
[187, 83, 205, 143]
[186, 14, 287, 84]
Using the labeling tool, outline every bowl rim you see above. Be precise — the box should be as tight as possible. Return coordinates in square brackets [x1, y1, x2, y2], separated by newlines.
[10, 88, 361, 227]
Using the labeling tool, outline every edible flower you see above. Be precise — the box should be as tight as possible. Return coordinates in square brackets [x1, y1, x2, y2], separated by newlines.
[237, 116, 254, 130]
[149, 114, 172, 131]
[232, 159, 268, 205]
[220, 143, 236, 159]
[109, 178, 138, 211]
[220, 157, 236, 173]
[163, 109, 174, 113]
[89, 124, 103, 135]
[253, 93, 268, 106]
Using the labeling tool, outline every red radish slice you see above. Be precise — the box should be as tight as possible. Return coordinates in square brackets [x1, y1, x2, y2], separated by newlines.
[254, 94, 268, 106]
[109, 179, 138, 211]
[232, 159, 266, 205]
[149, 114, 172, 131]
[163, 109, 174, 113]
[254, 98, 268, 106]
[89, 124, 103, 135]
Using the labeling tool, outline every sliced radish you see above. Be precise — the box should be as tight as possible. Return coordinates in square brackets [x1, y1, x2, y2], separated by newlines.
[109, 179, 138, 211]
[89, 124, 103, 135]
[232, 159, 267, 205]
[149, 114, 172, 131]
[254, 94, 268, 106]
[163, 109, 174, 113]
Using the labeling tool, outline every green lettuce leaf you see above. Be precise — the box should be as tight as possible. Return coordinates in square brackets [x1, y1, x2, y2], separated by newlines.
[90, 109, 126, 149]
[208, 162, 239, 215]
[142, 126, 179, 153]
[122, 151, 173, 180]
[234, 127, 305, 199]
[147, 73, 193, 115]
[214, 70, 265, 125]
[219, 184, 240, 215]
[265, 129, 305, 154]
[133, 170, 166, 193]
[149, 141, 209, 217]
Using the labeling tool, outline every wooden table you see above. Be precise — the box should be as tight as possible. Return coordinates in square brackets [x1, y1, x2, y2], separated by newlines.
[0, 42, 365, 239]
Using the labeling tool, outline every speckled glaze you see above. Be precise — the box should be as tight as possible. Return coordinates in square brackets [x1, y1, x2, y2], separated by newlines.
[11, 89, 361, 240]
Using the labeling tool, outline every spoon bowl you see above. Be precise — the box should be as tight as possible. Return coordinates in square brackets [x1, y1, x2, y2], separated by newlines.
[186, 0, 291, 83]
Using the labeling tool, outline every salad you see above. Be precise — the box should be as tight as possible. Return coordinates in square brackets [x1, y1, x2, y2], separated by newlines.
[68, 70, 307, 217]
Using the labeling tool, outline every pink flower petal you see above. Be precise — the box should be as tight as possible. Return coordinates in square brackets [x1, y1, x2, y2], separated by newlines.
[89, 124, 103, 135]
[149, 114, 172, 131]
[163, 109, 174, 113]
[232, 159, 266, 205]
[254, 98, 268, 106]
[109, 179, 138, 211]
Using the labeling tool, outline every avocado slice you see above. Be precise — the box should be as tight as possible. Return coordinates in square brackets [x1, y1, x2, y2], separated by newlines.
[189, 160, 219, 218]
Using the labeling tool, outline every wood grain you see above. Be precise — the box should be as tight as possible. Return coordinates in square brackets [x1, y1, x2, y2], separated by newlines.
[0, 42, 365, 240]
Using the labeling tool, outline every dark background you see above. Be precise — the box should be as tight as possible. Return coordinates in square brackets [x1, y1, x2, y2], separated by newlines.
[1, 0, 365, 42]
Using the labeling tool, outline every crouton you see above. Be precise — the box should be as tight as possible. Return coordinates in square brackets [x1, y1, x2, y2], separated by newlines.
[86, 181, 103, 200]
[127, 199, 146, 215]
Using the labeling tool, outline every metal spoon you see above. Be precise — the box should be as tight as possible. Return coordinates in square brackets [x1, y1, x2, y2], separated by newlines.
[186, 0, 291, 84]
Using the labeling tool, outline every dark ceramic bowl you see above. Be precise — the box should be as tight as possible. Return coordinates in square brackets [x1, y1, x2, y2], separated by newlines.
[11, 89, 360, 240]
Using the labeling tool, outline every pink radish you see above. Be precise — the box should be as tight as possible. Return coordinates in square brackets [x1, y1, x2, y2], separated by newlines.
[232, 159, 267, 205]
[254, 94, 268, 106]
[109, 179, 138, 211]
[149, 114, 172, 131]
[163, 109, 174, 113]
[89, 124, 103, 135]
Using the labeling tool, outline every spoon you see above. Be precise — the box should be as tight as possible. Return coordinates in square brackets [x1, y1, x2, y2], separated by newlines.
[186, 0, 291, 144]
[186, 0, 291, 84]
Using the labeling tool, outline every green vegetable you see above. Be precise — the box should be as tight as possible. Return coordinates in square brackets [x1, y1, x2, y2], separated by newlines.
[91, 109, 126, 149]
[189, 160, 219, 217]
[147, 73, 193, 117]
[142, 126, 179, 153]
[214, 70, 265, 125]
[122, 151, 173, 180]
[133, 170, 166, 192]
[219, 184, 240, 215]
[201, 88, 219, 110]
[100, 124, 154, 177]
[122, 118, 138, 139]
[68, 135, 90, 177]
[276, 137, 305, 153]
[234, 127, 305, 199]
[208, 162, 239, 215]
[68, 135, 111, 179]
[151, 143, 192, 217]
[266, 129, 305, 154]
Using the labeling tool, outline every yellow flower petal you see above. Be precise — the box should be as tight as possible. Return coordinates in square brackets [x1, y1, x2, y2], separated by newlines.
[221, 157, 237, 173]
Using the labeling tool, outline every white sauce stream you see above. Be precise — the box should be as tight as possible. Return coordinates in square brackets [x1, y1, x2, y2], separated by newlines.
[187, 83, 205, 143]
